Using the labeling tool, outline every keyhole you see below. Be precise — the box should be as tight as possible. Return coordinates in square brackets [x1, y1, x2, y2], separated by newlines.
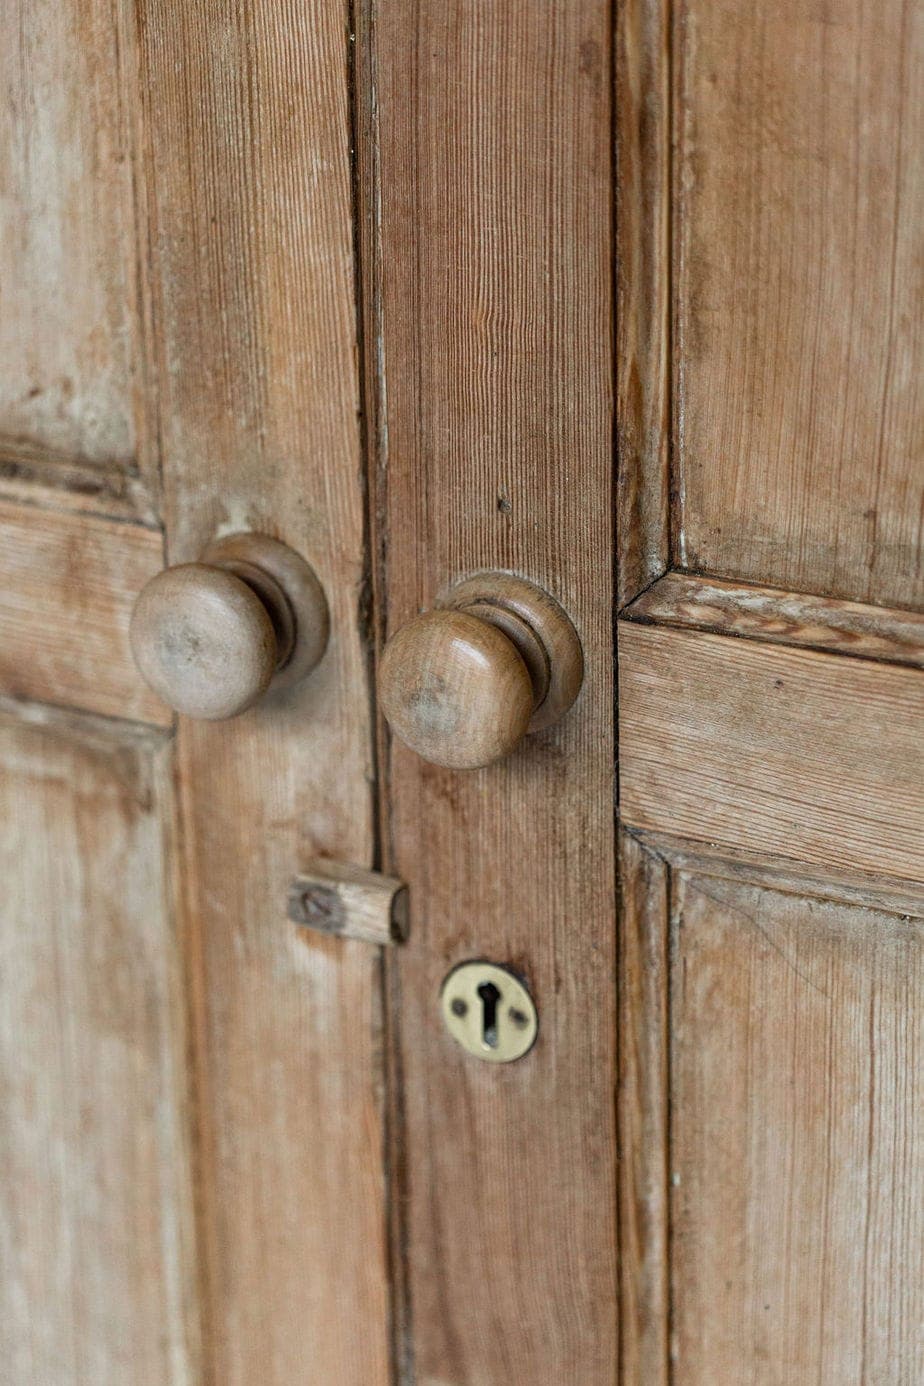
[477, 981, 502, 1048]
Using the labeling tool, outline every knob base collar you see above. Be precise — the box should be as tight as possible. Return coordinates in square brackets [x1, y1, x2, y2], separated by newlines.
[438, 572, 583, 733]
[200, 533, 329, 693]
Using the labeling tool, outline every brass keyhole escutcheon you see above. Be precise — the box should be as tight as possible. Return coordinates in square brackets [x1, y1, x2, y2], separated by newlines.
[439, 961, 538, 1063]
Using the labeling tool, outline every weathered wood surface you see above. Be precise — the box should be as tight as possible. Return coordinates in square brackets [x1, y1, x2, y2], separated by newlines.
[0, 701, 199, 1383]
[288, 860, 408, 946]
[0, 500, 169, 726]
[0, 0, 155, 501]
[0, 445, 157, 526]
[618, 831, 670, 1386]
[632, 830, 924, 923]
[362, 0, 619, 1377]
[619, 622, 924, 882]
[670, 872, 924, 1382]
[616, 0, 671, 604]
[626, 571, 924, 667]
[674, 0, 924, 607]
[138, 4, 390, 1381]
[616, 1, 924, 1380]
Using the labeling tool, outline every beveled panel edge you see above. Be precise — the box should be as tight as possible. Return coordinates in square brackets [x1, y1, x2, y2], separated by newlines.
[622, 569, 924, 669]
[618, 827, 672, 1386]
[0, 438, 160, 529]
[624, 825, 924, 920]
[616, 0, 672, 606]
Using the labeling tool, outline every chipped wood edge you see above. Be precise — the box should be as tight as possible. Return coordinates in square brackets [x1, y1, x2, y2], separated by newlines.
[623, 570, 924, 669]
[618, 827, 671, 1386]
[288, 860, 409, 945]
[0, 439, 160, 528]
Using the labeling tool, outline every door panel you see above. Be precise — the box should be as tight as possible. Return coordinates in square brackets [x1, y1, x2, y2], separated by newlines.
[360, 0, 618, 1378]
[0, 0, 154, 502]
[0, 501, 168, 725]
[617, 0, 924, 1380]
[619, 616, 924, 881]
[1, 0, 921, 1380]
[671, 873, 924, 1383]
[0, 705, 198, 1383]
[1, 0, 389, 1379]
[137, 4, 390, 1381]
[674, 0, 923, 606]
[673, 0, 924, 604]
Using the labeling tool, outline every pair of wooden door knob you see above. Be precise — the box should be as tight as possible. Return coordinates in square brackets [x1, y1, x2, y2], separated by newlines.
[131, 534, 583, 769]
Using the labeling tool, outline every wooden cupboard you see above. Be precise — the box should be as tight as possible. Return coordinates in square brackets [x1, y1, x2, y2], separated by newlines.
[0, 0, 920, 1381]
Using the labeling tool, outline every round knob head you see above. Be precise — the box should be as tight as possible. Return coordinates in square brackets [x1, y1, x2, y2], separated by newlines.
[130, 564, 277, 720]
[378, 610, 535, 769]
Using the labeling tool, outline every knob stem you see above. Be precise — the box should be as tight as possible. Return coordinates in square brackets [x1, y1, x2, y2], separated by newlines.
[437, 573, 582, 734]
[198, 534, 328, 692]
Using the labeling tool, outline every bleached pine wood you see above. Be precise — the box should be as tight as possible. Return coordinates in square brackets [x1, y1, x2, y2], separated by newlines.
[137, 5, 390, 1382]
[674, 0, 924, 605]
[0, 0, 155, 496]
[619, 622, 924, 882]
[626, 572, 924, 667]
[616, 0, 671, 604]
[617, 0, 924, 1378]
[632, 830, 924, 924]
[670, 872, 924, 1382]
[360, 0, 618, 1376]
[0, 702, 199, 1383]
[0, 444, 157, 526]
[0, 500, 169, 726]
[618, 831, 670, 1386]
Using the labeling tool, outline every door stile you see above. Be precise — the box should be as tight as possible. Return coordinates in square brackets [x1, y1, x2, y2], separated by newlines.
[135, 4, 392, 1381]
[616, 0, 672, 609]
[356, 0, 620, 1379]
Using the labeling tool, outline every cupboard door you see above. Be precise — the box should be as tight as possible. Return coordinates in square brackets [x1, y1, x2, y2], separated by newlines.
[618, 0, 924, 1381]
[357, 0, 619, 1378]
[0, 1, 388, 1381]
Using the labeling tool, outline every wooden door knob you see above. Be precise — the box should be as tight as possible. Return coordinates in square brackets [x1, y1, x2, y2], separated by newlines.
[130, 533, 329, 720]
[378, 573, 583, 769]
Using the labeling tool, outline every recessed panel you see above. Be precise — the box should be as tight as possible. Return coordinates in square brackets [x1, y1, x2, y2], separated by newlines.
[0, 707, 196, 1382]
[0, 501, 168, 725]
[671, 873, 924, 1382]
[675, 0, 923, 607]
[0, 0, 147, 478]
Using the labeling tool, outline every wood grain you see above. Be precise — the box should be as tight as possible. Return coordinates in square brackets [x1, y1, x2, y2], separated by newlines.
[0, 702, 199, 1383]
[362, 0, 618, 1377]
[0, 0, 155, 499]
[632, 829, 924, 924]
[288, 860, 409, 946]
[619, 622, 924, 882]
[379, 609, 535, 770]
[626, 571, 924, 667]
[0, 443, 157, 527]
[0, 499, 170, 726]
[670, 872, 924, 1382]
[616, 0, 671, 604]
[674, 0, 924, 607]
[618, 830, 670, 1386]
[138, 4, 390, 1382]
